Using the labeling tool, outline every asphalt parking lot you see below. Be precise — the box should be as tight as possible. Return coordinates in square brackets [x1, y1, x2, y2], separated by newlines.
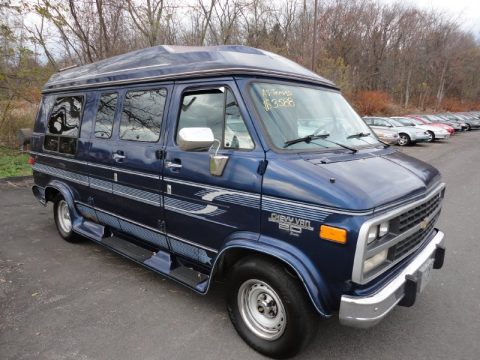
[1, 132, 480, 360]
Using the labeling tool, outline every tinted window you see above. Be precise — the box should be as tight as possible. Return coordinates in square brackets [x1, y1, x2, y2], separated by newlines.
[44, 95, 83, 154]
[177, 88, 253, 150]
[120, 89, 166, 142]
[47, 96, 83, 137]
[95, 93, 117, 138]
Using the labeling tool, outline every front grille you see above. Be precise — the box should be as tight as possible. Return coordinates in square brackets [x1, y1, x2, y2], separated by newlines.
[356, 185, 445, 285]
[397, 193, 441, 233]
[389, 213, 439, 261]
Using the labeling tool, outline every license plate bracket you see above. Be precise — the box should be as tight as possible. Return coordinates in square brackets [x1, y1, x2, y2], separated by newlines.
[418, 258, 435, 293]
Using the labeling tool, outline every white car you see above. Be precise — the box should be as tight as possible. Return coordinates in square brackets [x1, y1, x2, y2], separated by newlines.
[392, 117, 449, 142]
[363, 116, 431, 146]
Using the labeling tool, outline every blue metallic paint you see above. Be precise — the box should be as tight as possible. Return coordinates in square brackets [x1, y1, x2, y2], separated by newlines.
[261, 147, 440, 213]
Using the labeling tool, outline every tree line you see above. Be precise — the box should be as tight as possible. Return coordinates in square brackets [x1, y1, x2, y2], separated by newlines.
[1, 0, 480, 138]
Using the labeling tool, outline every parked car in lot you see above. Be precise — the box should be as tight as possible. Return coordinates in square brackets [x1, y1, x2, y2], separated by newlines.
[367, 126, 399, 144]
[436, 114, 468, 131]
[423, 114, 463, 132]
[363, 116, 431, 146]
[391, 117, 449, 142]
[29, 45, 447, 358]
[406, 115, 455, 135]
[449, 113, 480, 130]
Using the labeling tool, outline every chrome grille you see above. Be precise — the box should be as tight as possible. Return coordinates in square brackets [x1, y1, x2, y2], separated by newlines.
[397, 193, 441, 233]
[389, 212, 439, 261]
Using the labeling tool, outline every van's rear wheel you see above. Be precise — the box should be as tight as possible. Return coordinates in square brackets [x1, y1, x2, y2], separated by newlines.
[227, 256, 318, 359]
[53, 195, 81, 243]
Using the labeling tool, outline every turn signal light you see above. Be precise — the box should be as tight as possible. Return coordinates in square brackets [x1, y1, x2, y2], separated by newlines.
[320, 225, 347, 244]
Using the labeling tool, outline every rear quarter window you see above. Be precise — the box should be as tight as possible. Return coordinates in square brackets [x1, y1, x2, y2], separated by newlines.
[44, 95, 84, 155]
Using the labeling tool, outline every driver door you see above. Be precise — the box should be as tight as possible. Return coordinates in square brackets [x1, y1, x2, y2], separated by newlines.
[162, 81, 264, 266]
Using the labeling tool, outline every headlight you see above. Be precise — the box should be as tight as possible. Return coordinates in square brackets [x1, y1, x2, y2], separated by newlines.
[367, 227, 378, 244]
[379, 222, 389, 236]
[363, 249, 388, 273]
[367, 221, 389, 244]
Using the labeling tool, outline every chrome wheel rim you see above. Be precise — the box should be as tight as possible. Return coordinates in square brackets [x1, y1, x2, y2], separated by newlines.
[238, 279, 286, 341]
[398, 136, 408, 146]
[57, 200, 72, 233]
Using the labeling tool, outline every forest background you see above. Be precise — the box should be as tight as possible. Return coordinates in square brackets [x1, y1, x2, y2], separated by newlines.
[1, 0, 480, 147]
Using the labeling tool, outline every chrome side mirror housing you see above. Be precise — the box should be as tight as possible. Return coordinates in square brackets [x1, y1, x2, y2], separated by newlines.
[209, 140, 229, 176]
[177, 127, 215, 151]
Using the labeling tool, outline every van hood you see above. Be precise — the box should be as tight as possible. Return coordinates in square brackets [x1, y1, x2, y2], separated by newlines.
[263, 149, 441, 212]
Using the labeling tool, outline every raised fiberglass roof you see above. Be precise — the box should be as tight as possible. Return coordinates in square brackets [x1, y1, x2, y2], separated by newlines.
[43, 45, 337, 93]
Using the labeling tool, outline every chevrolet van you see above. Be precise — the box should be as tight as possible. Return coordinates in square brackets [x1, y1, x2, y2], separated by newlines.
[30, 45, 446, 358]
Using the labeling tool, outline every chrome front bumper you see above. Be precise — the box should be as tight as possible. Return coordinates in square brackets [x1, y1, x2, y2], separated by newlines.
[339, 230, 445, 328]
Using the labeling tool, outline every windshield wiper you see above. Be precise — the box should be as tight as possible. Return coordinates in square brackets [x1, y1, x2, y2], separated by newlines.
[346, 132, 370, 139]
[283, 133, 330, 148]
[348, 131, 391, 148]
[284, 132, 357, 153]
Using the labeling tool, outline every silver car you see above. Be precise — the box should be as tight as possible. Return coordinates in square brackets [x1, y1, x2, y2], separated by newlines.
[361, 123, 399, 144]
[363, 117, 431, 146]
[391, 117, 449, 142]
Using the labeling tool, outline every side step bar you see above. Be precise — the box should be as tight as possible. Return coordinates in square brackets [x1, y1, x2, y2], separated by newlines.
[73, 220, 210, 293]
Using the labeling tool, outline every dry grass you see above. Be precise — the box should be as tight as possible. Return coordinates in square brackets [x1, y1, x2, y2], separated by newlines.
[0, 100, 37, 147]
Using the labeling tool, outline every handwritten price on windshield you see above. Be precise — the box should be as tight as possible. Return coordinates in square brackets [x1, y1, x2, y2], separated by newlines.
[263, 96, 296, 111]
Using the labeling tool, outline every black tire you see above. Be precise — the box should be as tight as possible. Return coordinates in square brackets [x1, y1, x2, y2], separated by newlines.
[466, 124, 471, 131]
[227, 256, 319, 359]
[398, 133, 411, 146]
[427, 131, 435, 142]
[53, 194, 82, 243]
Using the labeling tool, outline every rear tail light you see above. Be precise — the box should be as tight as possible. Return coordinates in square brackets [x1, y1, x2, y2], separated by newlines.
[28, 156, 35, 165]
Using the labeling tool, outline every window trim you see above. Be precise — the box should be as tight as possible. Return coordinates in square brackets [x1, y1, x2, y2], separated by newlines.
[174, 85, 255, 152]
[43, 93, 85, 156]
[118, 87, 168, 143]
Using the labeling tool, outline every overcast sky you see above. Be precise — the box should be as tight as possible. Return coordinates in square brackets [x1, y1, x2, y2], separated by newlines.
[380, 0, 480, 36]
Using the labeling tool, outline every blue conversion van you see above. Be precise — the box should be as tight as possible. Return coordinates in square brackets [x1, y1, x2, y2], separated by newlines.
[30, 46, 446, 358]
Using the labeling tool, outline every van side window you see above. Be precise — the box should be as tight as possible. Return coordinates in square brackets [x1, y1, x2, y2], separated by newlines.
[120, 89, 166, 142]
[44, 95, 84, 154]
[94, 93, 117, 138]
[176, 88, 254, 150]
[224, 89, 254, 149]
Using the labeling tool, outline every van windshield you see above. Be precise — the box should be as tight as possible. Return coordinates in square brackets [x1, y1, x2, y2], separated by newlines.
[249, 82, 379, 150]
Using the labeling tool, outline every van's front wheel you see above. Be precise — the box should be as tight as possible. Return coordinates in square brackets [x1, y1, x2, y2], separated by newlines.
[227, 256, 318, 359]
[53, 195, 81, 243]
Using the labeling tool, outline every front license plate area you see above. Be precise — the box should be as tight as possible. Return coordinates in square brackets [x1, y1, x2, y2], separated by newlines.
[418, 258, 435, 293]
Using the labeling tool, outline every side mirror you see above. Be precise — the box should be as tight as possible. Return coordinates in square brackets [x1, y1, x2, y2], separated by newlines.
[178, 127, 214, 151]
[209, 140, 229, 176]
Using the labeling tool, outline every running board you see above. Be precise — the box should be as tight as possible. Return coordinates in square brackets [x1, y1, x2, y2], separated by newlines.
[80, 228, 210, 293]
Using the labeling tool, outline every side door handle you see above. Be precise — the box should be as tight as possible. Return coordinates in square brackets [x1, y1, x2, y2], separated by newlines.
[165, 159, 182, 169]
[112, 151, 126, 162]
